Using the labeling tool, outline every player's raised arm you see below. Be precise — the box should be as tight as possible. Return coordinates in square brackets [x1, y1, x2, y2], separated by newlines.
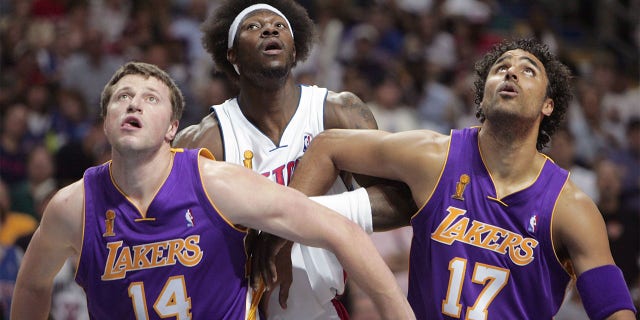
[199, 157, 415, 319]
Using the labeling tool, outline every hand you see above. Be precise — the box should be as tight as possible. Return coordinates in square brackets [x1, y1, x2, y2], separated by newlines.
[274, 241, 293, 309]
[258, 241, 294, 314]
[248, 232, 291, 290]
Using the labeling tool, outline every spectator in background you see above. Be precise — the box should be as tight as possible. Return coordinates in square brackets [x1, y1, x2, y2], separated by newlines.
[367, 74, 420, 132]
[568, 80, 611, 167]
[88, 0, 131, 45]
[9, 145, 58, 222]
[0, 207, 24, 319]
[49, 88, 92, 151]
[24, 83, 54, 150]
[293, 1, 346, 91]
[608, 118, 640, 214]
[60, 29, 124, 119]
[168, 0, 213, 88]
[595, 160, 639, 296]
[0, 103, 30, 187]
[544, 126, 599, 201]
[0, 179, 37, 249]
[416, 60, 461, 134]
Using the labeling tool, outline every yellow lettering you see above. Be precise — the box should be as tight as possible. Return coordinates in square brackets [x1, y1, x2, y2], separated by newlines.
[495, 232, 521, 255]
[432, 207, 467, 244]
[149, 242, 168, 266]
[179, 235, 202, 266]
[101, 236, 204, 281]
[133, 245, 153, 269]
[432, 206, 537, 266]
[461, 221, 488, 246]
[102, 241, 126, 280]
[480, 226, 505, 251]
[510, 238, 538, 266]
[166, 239, 184, 265]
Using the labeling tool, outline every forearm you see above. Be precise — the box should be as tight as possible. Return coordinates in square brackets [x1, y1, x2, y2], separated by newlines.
[310, 188, 372, 234]
[367, 183, 416, 231]
[11, 285, 52, 319]
[331, 223, 414, 319]
[289, 138, 340, 196]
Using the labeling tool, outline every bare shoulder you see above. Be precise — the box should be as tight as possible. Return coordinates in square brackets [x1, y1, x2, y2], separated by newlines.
[386, 129, 450, 160]
[173, 113, 224, 159]
[47, 180, 84, 218]
[554, 180, 602, 230]
[552, 179, 613, 272]
[197, 154, 251, 192]
[324, 90, 377, 130]
[38, 179, 85, 250]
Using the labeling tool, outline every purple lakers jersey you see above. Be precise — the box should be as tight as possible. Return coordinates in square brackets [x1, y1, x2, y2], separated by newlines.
[408, 127, 571, 319]
[76, 148, 252, 319]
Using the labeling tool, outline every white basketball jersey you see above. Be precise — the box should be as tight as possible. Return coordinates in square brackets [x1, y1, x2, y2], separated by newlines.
[213, 85, 349, 319]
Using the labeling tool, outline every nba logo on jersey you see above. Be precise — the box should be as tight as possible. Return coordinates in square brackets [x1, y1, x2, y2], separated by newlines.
[185, 209, 195, 227]
[303, 134, 312, 152]
[528, 214, 538, 233]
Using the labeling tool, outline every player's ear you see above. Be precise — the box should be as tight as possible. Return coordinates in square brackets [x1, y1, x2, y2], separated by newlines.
[542, 98, 554, 116]
[227, 48, 240, 75]
[166, 119, 179, 141]
[227, 48, 236, 65]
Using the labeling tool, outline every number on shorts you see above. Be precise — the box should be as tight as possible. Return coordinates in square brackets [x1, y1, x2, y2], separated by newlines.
[442, 258, 510, 320]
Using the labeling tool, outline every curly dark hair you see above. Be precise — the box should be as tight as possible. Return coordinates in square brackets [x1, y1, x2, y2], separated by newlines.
[473, 38, 573, 150]
[201, 0, 315, 81]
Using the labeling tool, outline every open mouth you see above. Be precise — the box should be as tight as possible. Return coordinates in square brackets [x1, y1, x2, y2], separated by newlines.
[122, 116, 141, 128]
[498, 83, 518, 96]
[262, 39, 283, 53]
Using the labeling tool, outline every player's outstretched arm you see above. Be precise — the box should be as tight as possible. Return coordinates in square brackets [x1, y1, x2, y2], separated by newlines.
[289, 128, 445, 208]
[199, 158, 415, 319]
[11, 181, 84, 320]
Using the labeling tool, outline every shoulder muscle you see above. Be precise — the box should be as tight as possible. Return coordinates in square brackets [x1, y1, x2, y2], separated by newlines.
[324, 91, 377, 130]
[173, 113, 224, 159]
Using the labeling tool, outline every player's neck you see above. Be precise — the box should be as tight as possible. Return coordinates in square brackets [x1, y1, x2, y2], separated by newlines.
[237, 77, 299, 112]
[237, 81, 301, 144]
[477, 125, 544, 189]
[109, 146, 174, 210]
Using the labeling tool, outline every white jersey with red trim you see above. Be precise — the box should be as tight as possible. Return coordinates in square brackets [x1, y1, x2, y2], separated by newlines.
[213, 84, 349, 319]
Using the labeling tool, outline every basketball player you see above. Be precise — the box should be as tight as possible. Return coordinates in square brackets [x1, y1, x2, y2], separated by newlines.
[287, 38, 637, 319]
[173, 1, 414, 318]
[10, 62, 415, 319]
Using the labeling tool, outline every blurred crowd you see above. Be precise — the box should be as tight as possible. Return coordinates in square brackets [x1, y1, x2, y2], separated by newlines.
[0, 0, 638, 319]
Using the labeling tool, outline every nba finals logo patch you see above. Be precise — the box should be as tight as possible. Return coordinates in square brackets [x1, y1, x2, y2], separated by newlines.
[185, 209, 195, 227]
[103, 210, 116, 237]
[452, 174, 470, 200]
[528, 214, 538, 233]
[302, 134, 312, 152]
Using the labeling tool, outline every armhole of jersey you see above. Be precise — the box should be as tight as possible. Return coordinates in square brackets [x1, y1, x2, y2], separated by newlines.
[549, 171, 573, 277]
[211, 109, 225, 161]
[411, 130, 455, 221]
[195, 149, 247, 234]
[319, 86, 329, 131]
[74, 179, 88, 282]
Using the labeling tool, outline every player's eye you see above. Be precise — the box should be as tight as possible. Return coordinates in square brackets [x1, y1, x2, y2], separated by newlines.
[146, 96, 159, 103]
